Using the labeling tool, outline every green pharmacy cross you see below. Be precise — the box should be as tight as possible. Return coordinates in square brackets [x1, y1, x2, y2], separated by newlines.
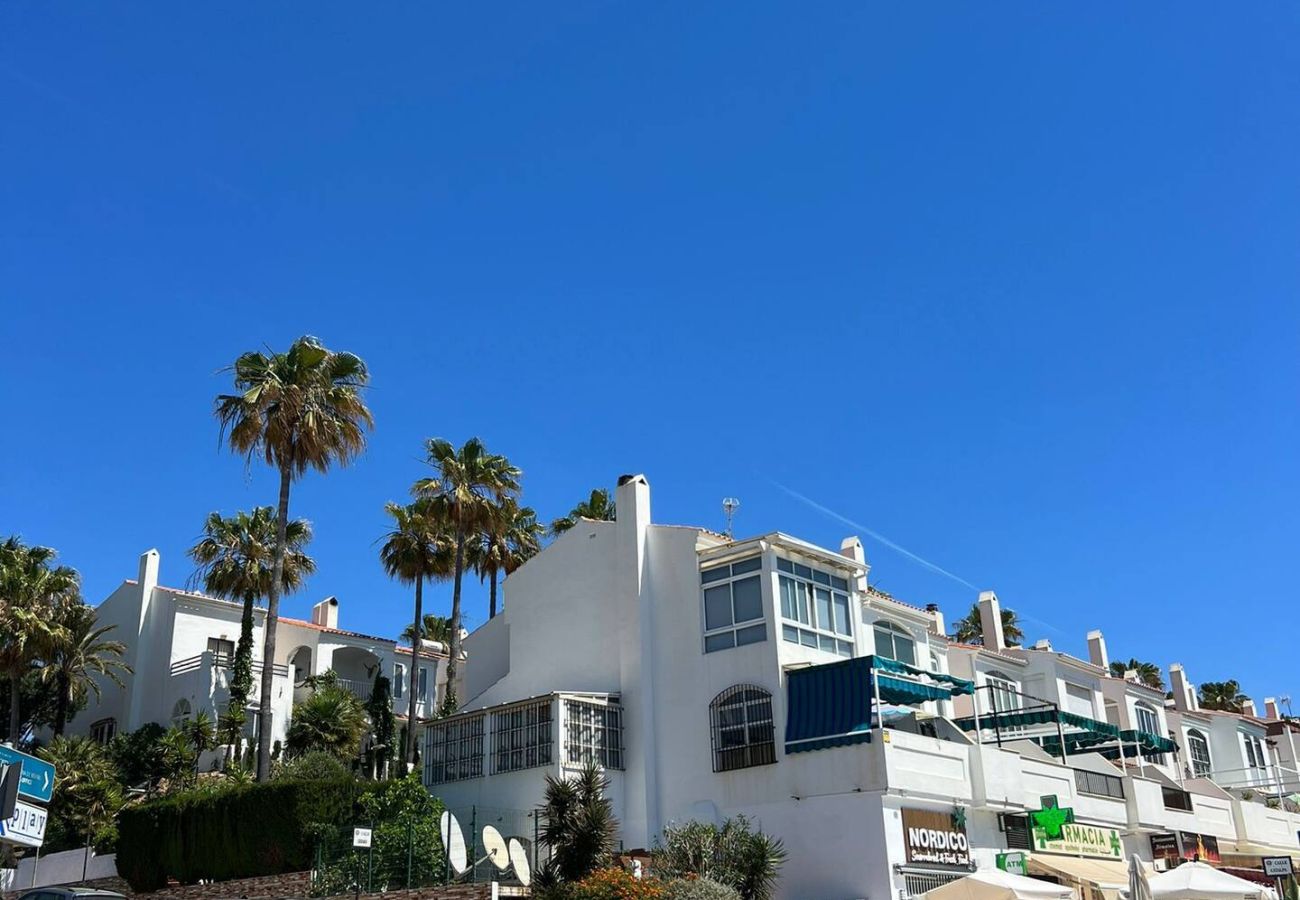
[1030, 795, 1075, 842]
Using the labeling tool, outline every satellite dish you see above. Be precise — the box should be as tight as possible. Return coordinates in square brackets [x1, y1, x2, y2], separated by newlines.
[440, 810, 468, 874]
[508, 838, 531, 886]
[482, 825, 509, 871]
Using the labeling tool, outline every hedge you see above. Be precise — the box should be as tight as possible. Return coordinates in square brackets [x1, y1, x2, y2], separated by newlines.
[117, 777, 375, 892]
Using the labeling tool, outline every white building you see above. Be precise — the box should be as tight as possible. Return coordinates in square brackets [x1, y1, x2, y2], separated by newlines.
[423, 475, 1300, 900]
[67, 549, 450, 762]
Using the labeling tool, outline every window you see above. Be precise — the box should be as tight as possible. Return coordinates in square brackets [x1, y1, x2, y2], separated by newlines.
[207, 637, 235, 663]
[565, 699, 624, 769]
[1075, 768, 1125, 799]
[171, 699, 192, 726]
[872, 621, 916, 666]
[492, 699, 553, 773]
[90, 718, 117, 745]
[1187, 729, 1212, 778]
[709, 685, 776, 772]
[778, 558, 852, 656]
[425, 714, 485, 784]
[1063, 683, 1095, 718]
[1135, 704, 1167, 764]
[1000, 814, 1032, 851]
[1243, 733, 1268, 783]
[393, 663, 405, 700]
[418, 667, 429, 701]
[701, 557, 766, 653]
[1162, 786, 1193, 811]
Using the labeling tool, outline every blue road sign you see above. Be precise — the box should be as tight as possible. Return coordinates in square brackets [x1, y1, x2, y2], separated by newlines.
[0, 746, 55, 804]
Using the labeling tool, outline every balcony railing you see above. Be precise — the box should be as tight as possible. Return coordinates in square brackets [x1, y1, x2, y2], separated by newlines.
[170, 653, 289, 678]
[336, 678, 373, 703]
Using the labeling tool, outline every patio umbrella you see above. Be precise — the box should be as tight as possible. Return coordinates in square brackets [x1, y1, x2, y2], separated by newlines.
[1128, 854, 1153, 900]
[1147, 861, 1272, 900]
[922, 869, 1074, 900]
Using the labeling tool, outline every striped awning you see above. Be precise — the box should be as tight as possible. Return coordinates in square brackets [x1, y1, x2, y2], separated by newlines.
[955, 708, 1120, 737]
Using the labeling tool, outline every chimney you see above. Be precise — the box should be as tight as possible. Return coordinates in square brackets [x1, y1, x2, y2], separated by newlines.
[1170, 664, 1198, 711]
[126, 549, 162, 730]
[1086, 630, 1109, 670]
[1265, 698, 1282, 720]
[978, 591, 1006, 650]
[1032, 638, 1053, 651]
[1242, 698, 1258, 719]
[311, 596, 339, 629]
[925, 603, 946, 637]
[840, 537, 870, 593]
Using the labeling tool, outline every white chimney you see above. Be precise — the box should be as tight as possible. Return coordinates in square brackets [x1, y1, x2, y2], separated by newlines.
[1242, 698, 1258, 719]
[1032, 638, 1053, 651]
[840, 537, 870, 593]
[1265, 698, 1281, 720]
[978, 591, 1006, 650]
[925, 603, 946, 637]
[1086, 630, 1109, 670]
[1170, 664, 1197, 711]
[311, 596, 339, 629]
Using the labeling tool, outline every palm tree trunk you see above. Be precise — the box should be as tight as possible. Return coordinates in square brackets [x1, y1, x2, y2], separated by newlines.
[8, 675, 21, 743]
[256, 467, 292, 781]
[446, 528, 466, 712]
[406, 574, 422, 768]
[489, 569, 498, 619]
[54, 671, 70, 736]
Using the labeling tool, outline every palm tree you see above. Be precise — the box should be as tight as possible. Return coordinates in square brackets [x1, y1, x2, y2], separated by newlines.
[0, 536, 77, 741]
[286, 682, 369, 760]
[1199, 680, 1249, 712]
[537, 761, 619, 884]
[548, 488, 616, 536]
[42, 600, 130, 735]
[474, 499, 541, 618]
[400, 613, 454, 647]
[183, 709, 218, 779]
[412, 438, 521, 712]
[1109, 659, 1165, 691]
[380, 499, 453, 766]
[949, 602, 1024, 646]
[187, 507, 315, 750]
[38, 736, 123, 861]
[215, 335, 372, 780]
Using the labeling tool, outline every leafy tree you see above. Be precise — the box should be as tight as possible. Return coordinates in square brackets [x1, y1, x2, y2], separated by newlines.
[949, 602, 1024, 646]
[664, 878, 741, 900]
[287, 680, 368, 760]
[474, 498, 542, 618]
[380, 498, 453, 762]
[1200, 680, 1249, 712]
[548, 488, 616, 536]
[1109, 659, 1165, 691]
[0, 536, 77, 740]
[0, 668, 81, 739]
[412, 437, 521, 712]
[366, 673, 397, 779]
[400, 613, 454, 647]
[655, 816, 787, 900]
[188, 507, 315, 752]
[215, 335, 373, 780]
[42, 599, 130, 735]
[39, 736, 124, 853]
[109, 722, 170, 793]
[538, 762, 619, 886]
[273, 749, 352, 782]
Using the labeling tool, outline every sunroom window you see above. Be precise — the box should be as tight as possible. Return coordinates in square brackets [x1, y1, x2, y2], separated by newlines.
[700, 557, 766, 653]
[872, 620, 916, 666]
[1188, 729, 1212, 778]
[777, 557, 852, 656]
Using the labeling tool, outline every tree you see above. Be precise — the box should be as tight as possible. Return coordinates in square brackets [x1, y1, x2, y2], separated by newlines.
[38, 736, 123, 854]
[548, 488, 616, 536]
[412, 437, 521, 712]
[1200, 680, 1249, 713]
[42, 599, 130, 735]
[949, 602, 1024, 646]
[400, 613, 453, 647]
[380, 498, 453, 766]
[474, 498, 542, 618]
[0, 536, 77, 741]
[538, 762, 619, 885]
[215, 335, 373, 780]
[1109, 659, 1165, 691]
[655, 816, 787, 900]
[366, 673, 397, 779]
[286, 680, 369, 760]
[187, 507, 315, 753]
[184, 709, 219, 779]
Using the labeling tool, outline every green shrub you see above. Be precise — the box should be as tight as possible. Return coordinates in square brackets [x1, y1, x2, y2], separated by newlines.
[654, 817, 786, 900]
[663, 877, 741, 900]
[117, 776, 374, 891]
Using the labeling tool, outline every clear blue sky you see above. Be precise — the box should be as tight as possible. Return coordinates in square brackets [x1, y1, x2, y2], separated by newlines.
[2, 4, 1297, 701]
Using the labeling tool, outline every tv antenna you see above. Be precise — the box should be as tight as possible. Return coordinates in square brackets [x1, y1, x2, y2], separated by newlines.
[722, 497, 740, 539]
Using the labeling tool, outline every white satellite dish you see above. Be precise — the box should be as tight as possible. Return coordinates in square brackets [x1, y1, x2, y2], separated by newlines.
[482, 825, 509, 871]
[508, 837, 531, 886]
[439, 810, 468, 874]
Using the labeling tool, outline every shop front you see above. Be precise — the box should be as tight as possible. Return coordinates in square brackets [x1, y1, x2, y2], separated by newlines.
[1019, 796, 1132, 900]
[897, 806, 976, 898]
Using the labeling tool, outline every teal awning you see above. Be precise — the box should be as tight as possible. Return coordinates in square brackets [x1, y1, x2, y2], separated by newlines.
[869, 655, 976, 696]
[878, 674, 951, 704]
[1120, 729, 1179, 755]
[956, 708, 1120, 738]
[785, 656, 873, 753]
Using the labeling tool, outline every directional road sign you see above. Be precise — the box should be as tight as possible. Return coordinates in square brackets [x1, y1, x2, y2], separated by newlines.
[0, 746, 55, 804]
[0, 800, 48, 848]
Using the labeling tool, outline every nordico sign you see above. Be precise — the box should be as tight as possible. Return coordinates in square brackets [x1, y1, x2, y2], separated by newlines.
[903, 808, 971, 867]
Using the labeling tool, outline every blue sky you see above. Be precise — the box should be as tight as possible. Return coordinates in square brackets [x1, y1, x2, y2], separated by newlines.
[2, 4, 1297, 701]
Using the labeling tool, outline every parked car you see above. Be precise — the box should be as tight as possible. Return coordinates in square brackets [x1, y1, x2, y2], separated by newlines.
[17, 889, 127, 900]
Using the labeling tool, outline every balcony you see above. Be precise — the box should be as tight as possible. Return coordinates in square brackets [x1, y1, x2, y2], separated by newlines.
[169, 652, 290, 702]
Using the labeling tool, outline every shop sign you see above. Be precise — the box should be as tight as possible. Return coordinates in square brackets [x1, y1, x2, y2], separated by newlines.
[903, 807, 971, 867]
[1177, 831, 1221, 864]
[1150, 833, 1180, 868]
[997, 852, 1027, 876]
[1263, 857, 1293, 878]
[1029, 796, 1122, 860]
[0, 800, 47, 848]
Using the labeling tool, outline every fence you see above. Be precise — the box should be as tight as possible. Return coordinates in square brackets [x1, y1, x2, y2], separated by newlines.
[311, 806, 538, 897]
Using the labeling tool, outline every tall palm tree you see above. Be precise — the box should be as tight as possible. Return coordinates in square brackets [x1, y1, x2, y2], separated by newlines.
[380, 499, 452, 766]
[1199, 680, 1249, 712]
[215, 335, 373, 780]
[412, 438, 521, 712]
[950, 602, 1024, 647]
[400, 613, 454, 647]
[187, 507, 315, 748]
[0, 536, 77, 741]
[474, 499, 542, 618]
[286, 681, 369, 760]
[1109, 659, 1165, 691]
[548, 488, 616, 536]
[42, 600, 131, 736]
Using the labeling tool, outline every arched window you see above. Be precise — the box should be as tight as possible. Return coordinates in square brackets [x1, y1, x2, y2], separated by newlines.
[710, 685, 776, 772]
[171, 698, 192, 726]
[1187, 729, 1212, 778]
[873, 621, 916, 666]
[986, 670, 1020, 715]
[1135, 703, 1167, 763]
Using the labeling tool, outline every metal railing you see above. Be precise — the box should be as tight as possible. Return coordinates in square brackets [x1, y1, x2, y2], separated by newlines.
[336, 678, 374, 702]
[169, 652, 289, 678]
